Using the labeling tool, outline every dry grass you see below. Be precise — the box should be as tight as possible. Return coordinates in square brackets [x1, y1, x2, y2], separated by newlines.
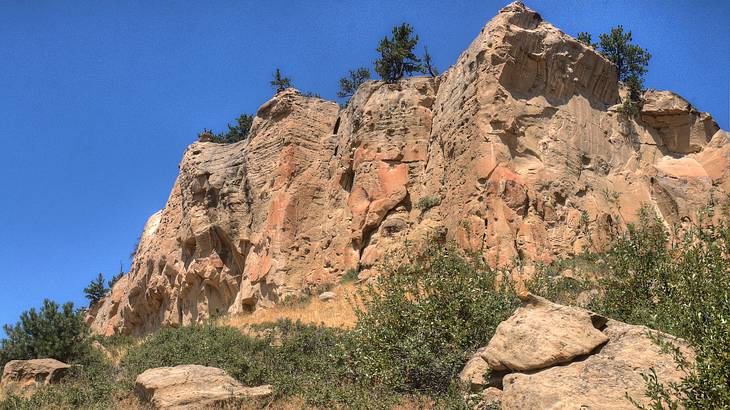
[221, 283, 360, 331]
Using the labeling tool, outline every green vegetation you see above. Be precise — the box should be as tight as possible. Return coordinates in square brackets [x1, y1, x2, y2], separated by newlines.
[416, 195, 441, 211]
[576, 32, 594, 47]
[344, 242, 519, 393]
[0, 300, 89, 368]
[83, 273, 108, 306]
[340, 267, 360, 283]
[577, 25, 651, 115]
[271, 68, 292, 92]
[587, 209, 730, 409]
[374, 23, 423, 83]
[199, 113, 254, 144]
[337, 67, 371, 100]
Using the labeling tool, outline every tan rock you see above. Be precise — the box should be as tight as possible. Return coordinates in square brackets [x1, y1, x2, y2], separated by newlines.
[134, 365, 272, 409]
[481, 294, 608, 372]
[501, 320, 693, 410]
[1, 358, 71, 393]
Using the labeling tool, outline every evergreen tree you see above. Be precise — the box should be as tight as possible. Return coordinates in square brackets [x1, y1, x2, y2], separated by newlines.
[374, 23, 422, 83]
[597, 25, 651, 101]
[337, 67, 371, 100]
[271, 68, 292, 92]
[0, 299, 89, 367]
[576, 32, 594, 47]
[83, 273, 108, 306]
[422, 46, 439, 77]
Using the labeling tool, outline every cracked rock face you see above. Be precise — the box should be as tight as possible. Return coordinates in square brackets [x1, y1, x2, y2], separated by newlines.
[463, 294, 694, 410]
[89, 1, 730, 336]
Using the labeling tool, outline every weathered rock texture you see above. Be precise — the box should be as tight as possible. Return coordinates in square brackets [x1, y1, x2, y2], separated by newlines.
[90, 1, 729, 335]
[462, 294, 694, 410]
[1, 359, 71, 393]
[134, 365, 272, 409]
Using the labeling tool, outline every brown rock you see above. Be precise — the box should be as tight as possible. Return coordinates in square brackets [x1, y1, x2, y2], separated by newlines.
[1, 358, 71, 393]
[481, 294, 608, 372]
[134, 365, 272, 409]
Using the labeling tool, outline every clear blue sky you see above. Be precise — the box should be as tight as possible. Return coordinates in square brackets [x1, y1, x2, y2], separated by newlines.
[0, 1, 728, 332]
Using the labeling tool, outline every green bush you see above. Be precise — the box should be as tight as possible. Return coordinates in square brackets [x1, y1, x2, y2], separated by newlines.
[416, 195, 440, 211]
[122, 323, 267, 383]
[587, 209, 730, 408]
[343, 241, 519, 393]
[0, 350, 125, 410]
[0, 300, 90, 368]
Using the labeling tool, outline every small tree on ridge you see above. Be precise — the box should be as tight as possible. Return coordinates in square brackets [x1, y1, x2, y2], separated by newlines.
[374, 23, 422, 83]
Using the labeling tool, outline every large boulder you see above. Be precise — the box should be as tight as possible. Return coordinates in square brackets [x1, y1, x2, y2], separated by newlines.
[1, 358, 71, 393]
[481, 294, 608, 372]
[134, 365, 272, 409]
[462, 294, 694, 409]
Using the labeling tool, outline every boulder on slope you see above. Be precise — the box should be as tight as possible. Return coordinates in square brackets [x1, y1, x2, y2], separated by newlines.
[134, 364, 272, 409]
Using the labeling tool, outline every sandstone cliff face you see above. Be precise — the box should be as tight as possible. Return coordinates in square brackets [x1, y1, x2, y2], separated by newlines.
[90, 2, 729, 335]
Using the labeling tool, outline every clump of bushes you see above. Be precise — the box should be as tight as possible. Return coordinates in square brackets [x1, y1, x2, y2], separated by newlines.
[586, 209, 730, 408]
[416, 195, 441, 211]
[343, 241, 519, 393]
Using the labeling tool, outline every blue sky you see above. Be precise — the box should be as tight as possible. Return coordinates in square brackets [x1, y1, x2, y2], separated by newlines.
[0, 0, 728, 332]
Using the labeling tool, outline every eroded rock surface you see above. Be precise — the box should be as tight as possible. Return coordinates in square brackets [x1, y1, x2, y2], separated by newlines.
[1, 359, 71, 393]
[89, 1, 729, 335]
[462, 294, 694, 410]
[481, 294, 608, 372]
[134, 365, 272, 409]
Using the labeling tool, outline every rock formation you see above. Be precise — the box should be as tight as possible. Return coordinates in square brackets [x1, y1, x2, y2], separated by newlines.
[89, 1, 729, 336]
[134, 365, 272, 409]
[1, 359, 71, 394]
[460, 294, 693, 409]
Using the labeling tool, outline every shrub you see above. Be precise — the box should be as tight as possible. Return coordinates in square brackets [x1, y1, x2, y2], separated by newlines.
[576, 32, 594, 47]
[0, 299, 90, 368]
[416, 195, 440, 211]
[83, 273, 108, 306]
[341, 268, 360, 283]
[122, 323, 267, 383]
[337, 67, 371, 100]
[343, 241, 519, 392]
[0, 350, 125, 410]
[374, 23, 422, 83]
[270, 68, 292, 92]
[587, 209, 730, 408]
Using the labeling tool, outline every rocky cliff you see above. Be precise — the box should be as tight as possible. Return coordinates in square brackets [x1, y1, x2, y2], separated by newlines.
[89, 2, 729, 336]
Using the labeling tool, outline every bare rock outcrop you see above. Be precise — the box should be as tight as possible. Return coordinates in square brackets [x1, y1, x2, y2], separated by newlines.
[134, 365, 272, 409]
[1, 359, 71, 394]
[462, 294, 694, 409]
[480, 294, 608, 372]
[89, 1, 729, 335]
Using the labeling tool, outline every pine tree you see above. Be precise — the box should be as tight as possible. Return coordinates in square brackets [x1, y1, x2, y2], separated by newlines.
[83, 273, 108, 306]
[270, 68, 292, 92]
[0, 299, 89, 366]
[374, 23, 422, 83]
[337, 67, 371, 100]
[597, 26, 651, 102]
